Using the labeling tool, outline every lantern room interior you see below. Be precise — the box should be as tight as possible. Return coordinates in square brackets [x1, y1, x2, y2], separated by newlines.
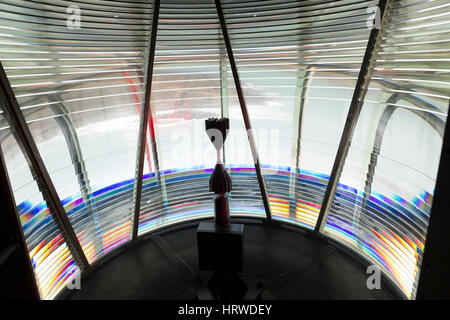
[0, 0, 449, 300]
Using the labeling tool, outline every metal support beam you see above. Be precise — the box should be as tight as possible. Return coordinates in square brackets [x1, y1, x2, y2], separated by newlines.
[132, 0, 161, 240]
[0, 62, 90, 271]
[314, 0, 390, 232]
[416, 99, 450, 299]
[214, 0, 272, 221]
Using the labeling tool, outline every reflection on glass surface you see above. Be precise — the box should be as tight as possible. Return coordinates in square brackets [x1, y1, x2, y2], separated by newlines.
[0, 0, 153, 298]
[0, 119, 79, 300]
[0, 0, 448, 300]
[137, 0, 222, 234]
[222, 0, 375, 226]
[323, 0, 450, 299]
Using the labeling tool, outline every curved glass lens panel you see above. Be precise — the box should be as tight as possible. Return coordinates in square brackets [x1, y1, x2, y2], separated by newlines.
[137, 0, 222, 235]
[222, 0, 377, 226]
[0, 0, 448, 301]
[0, 0, 153, 262]
[323, 0, 450, 299]
[0, 114, 79, 300]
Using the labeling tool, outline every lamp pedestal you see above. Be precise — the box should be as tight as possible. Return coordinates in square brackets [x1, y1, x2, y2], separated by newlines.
[198, 117, 266, 300]
[196, 221, 250, 300]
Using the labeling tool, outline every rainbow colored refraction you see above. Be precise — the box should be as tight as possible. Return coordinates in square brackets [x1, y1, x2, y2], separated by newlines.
[18, 167, 429, 300]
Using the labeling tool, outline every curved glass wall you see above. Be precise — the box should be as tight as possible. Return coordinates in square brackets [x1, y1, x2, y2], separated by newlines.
[0, 105, 80, 300]
[0, 0, 153, 295]
[0, 0, 448, 300]
[137, 0, 221, 234]
[323, 0, 450, 299]
[222, 0, 378, 227]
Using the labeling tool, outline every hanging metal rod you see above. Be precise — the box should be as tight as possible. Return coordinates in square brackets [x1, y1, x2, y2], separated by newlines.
[214, 0, 272, 221]
[132, 0, 161, 240]
[0, 62, 90, 271]
[314, 0, 390, 232]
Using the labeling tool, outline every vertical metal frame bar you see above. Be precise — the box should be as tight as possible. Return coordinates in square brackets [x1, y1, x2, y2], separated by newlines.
[416, 99, 450, 299]
[0, 62, 90, 271]
[214, 0, 272, 221]
[314, 0, 390, 232]
[132, 0, 161, 240]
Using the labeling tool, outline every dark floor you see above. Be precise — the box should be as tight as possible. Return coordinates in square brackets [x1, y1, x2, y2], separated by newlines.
[65, 219, 399, 300]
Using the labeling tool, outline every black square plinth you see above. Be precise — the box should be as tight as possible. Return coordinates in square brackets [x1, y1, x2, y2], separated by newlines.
[197, 221, 244, 272]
